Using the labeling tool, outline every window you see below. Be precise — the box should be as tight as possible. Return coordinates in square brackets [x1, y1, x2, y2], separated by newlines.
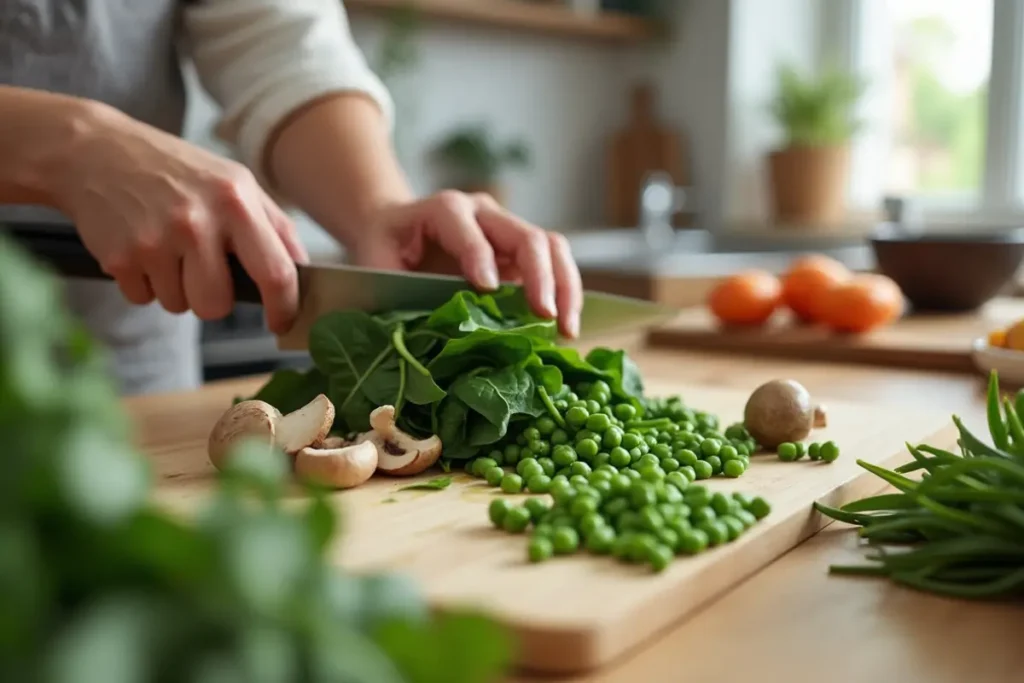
[825, 0, 1024, 219]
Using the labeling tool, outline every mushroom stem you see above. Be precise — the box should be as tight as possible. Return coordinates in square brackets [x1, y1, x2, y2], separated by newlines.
[357, 405, 443, 476]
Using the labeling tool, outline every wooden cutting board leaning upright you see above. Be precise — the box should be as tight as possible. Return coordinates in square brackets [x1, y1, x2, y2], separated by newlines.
[606, 82, 689, 228]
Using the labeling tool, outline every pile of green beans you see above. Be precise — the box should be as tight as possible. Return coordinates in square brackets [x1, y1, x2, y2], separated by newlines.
[489, 469, 771, 571]
[814, 370, 1024, 600]
[465, 381, 759, 494]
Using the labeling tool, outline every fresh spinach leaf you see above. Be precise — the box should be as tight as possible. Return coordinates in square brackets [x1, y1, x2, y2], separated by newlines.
[586, 347, 645, 398]
[250, 367, 329, 414]
[450, 364, 544, 446]
[427, 329, 536, 381]
[398, 476, 453, 491]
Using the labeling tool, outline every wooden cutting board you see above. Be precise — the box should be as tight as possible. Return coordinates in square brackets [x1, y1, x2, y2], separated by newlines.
[145, 378, 953, 676]
[648, 299, 1024, 374]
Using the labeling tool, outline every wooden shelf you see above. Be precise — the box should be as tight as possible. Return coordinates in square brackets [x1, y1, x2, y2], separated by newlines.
[346, 0, 661, 44]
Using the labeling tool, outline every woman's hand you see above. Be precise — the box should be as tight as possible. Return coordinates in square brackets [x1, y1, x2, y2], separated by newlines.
[54, 103, 308, 333]
[350, 191, 583, 338]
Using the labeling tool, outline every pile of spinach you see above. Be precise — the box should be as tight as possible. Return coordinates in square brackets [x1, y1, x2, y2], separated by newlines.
[252, 287, 645, 460]
[0, 233, 511, 683]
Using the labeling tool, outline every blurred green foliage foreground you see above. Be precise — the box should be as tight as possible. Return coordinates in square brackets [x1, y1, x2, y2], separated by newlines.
[0, 232, 512, 683]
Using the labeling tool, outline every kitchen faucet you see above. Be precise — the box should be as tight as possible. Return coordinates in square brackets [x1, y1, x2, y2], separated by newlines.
[638, 171, 692, 248]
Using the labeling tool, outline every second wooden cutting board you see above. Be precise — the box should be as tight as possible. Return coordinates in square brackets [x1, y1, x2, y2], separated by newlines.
[648, 299, 1024, 374]
[147, 377, 953, 676]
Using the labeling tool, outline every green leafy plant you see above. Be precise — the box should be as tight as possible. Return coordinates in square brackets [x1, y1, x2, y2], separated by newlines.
[769, 62, 866, 148]
[432, 125, 531, 187]
[0, 231, 512, 682]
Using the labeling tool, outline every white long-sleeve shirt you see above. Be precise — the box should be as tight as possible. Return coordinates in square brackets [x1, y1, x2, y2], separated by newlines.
[183, 0, 395, 188]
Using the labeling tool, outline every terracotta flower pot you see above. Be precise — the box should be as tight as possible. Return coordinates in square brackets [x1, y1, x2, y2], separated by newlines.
[767, 145, 850, 226]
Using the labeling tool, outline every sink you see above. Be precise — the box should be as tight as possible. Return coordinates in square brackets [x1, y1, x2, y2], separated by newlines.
[566, 228, 876, 276]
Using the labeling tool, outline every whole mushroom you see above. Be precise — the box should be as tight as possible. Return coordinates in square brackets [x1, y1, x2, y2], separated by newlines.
[356, 405, 442, 476]
[743, 379, 827, 450]
[294, 439, 378, 489]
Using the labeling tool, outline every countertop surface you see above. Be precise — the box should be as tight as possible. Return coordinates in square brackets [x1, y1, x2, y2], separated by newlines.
[124, 333, 1024, 683]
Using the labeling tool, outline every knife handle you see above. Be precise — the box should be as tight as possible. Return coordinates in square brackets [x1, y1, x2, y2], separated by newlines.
[3, 222, 263, 304]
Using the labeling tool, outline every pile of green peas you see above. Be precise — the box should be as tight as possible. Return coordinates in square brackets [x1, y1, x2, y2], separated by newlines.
[777, 440, 840, 463]
[488, 473, 771, 571]
[465, 380, 761, 496]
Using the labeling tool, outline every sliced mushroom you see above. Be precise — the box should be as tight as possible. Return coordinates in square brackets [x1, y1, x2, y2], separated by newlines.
[276, 394, 335, 455]
[207, 394, 336, 471]
[294, 440, 378, 489]
[207, 400, 282, 471]
[356, 405, 442, 476]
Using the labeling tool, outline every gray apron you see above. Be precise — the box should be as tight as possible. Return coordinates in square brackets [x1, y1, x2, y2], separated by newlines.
[0, 0, 202, 395]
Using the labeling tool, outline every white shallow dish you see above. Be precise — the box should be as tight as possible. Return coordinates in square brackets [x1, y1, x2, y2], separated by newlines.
[972, 338, 1024, 386]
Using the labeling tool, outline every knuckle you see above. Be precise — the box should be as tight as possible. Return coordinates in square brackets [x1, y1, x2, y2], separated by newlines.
[523, 228, 549, 254]
[547, 231, 570, 254]
[132, 230, 165, 259]
[434, 189, 468, 215]
[213, 167, 254, 212]
[167, 203, 203, 243]
[262, 261, 295, 290]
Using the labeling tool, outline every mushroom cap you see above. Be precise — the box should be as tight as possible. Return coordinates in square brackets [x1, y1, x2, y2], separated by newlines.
[743, 379, 815, 449]
[276, 394, 335, 455]
[207, 400, 282, 471]
[294, 441, 378, 489]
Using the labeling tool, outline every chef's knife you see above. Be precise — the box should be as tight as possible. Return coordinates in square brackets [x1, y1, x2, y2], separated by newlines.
[2, 222, 678, 349]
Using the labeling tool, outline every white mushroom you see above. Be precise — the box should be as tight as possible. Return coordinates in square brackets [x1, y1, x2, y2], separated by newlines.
[207, 400, 282, 471]
[294, 440, 378, 489]
[207, 394, 336, 471]
[356, 405, 442, 476]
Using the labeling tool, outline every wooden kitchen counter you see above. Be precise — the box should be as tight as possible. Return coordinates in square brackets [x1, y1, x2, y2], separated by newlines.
[124, 345, 1024, 683]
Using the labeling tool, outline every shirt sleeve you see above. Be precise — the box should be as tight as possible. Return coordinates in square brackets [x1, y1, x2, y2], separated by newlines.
[181, 0, 394, 189]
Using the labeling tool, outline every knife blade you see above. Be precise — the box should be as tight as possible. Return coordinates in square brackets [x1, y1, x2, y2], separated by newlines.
[2, 222, 678, 348]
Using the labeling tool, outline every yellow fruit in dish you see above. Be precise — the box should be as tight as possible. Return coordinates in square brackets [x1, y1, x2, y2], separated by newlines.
[1004, 321, 1024, 351]
[989, 329, 1007, 348]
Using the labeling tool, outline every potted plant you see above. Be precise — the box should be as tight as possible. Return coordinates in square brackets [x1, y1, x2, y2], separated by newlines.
[432, 125, 530, 206]
[767, 63, 866, 226]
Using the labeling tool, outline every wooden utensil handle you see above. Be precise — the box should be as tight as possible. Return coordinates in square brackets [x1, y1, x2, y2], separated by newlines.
[2, 222, 264, 304]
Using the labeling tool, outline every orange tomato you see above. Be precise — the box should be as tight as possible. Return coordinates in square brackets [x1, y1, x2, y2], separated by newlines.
[708, 270, 783, 326]
[1004, 321, 1024, 351]
[780, 254, 852, 323]
[821, 273, 905, 333]
[989, 328, 1007, 348]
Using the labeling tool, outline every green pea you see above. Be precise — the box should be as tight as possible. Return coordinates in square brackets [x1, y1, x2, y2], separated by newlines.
[627, 534, 656, 564]
[487, 449, 505, 466]
[602, 427, 624, 449]
[678, 465, 697, 482]
[576, 438, 600, 461]
[565, 406, 590, 429]
[648, 544, 674, 572]
[472, 457, 498, 477]
[704, 455, 722, 475]
[585, 413, 612, 433]
[684, 486, 712, 509]
[609, 473, 632, 496]
[503, 444, 521, 464]
[537, 457, 556, 476]
[655, 526, 679, 551]
[794, 441, 807, 459]
[519, 445, 535, 461]
[517, 458, 543, 479]
[734, 509, 758, 529]
[552, 445, 578, 467]
[575, 429, 597, 444]
[566, 392, 580, 403]
[651, 444, 672, 459]
[532, 524, 554, 540]
[690, 506, 717, 524]
[638, 506, 664, 532]
[807, 442, 822, 461]
[586, 526, 616, 554]
[623, 468, 642, 481]
[732, 442, 750, 457]
[644, 434, 658, 448]
[639, 466, 665, 483]
[578, 512, 604, 537]
[536, 416, 557, 436]
[489, 498, 511, 527]
[718, 445, 739, 462]
[553, 400, 569, 412]
[777, 442, 799, 462]
[603, 496, 630, 518]
[500, 473, 524, 494]
[675, 448, 699, 467]
[589, 380, 611, 397]
[551, 485, 576, 507]
[692, 460, 713, 480]
[614, 403, 637, 421]
[464, 459, 476, 475]
[570, 496, 599, 518]
[660, 485, 684, 505]
[593, 452, 611, 468]
[656, 431, 673, 444]
[527, 474, 552, 494]
[820, 441, 840, 463]
[700, 439, 721, 457]
[720, 516, 745, 541]
[523, 427, 542, 443]
[525, 497, 551, 523]
[552, 527, 580, 554]
[611, 533, 634, 560]
[584, 399, 601, 414]
[569, 461, 593, 477]
[569, 474, 590, 489]
[628, 447, 644, 461]
[551, 428, 569, 445]
[677, 529, 710, 555]
[636, 453, 660, 470]
[630, 481, 657, 508]
[621, 432, 642, 450]
[528, 537, 554, 562]
[551, 474, 570, 487]
[665, 471, 690, 492]
[710, 492, 734, 516]
[503, 506, 532, 533]
[485, 466, 505, 487]
[723, 458, 746, 478]
[534, 440, 552, 457]
[661, 457, 680, 473]
[609, 447, 631, 468]
[699, 519, 729, 546]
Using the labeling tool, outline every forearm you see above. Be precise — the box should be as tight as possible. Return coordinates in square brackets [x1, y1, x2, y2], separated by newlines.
[265, 93, 414, 248]
[0, 86, 103, 207]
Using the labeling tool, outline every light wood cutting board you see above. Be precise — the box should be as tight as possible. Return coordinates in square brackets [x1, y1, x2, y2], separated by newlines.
[146, 379, 952, 676]
[648, 299, 1024, 374]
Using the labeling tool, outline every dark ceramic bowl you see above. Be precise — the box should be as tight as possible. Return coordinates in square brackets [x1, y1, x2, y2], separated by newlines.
[869, 223, 1024, 312]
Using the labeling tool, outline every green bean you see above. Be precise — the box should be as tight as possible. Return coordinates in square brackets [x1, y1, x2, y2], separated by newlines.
[986, 370, 1010, 451]
[537, 386, 567, 429]
[1003, 397, 1024, 455]
[953, 416, 1015, 461]
[856, 460, 919, 494]
[840, 493, 918, 513]
[890, 567, 1024, 599]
